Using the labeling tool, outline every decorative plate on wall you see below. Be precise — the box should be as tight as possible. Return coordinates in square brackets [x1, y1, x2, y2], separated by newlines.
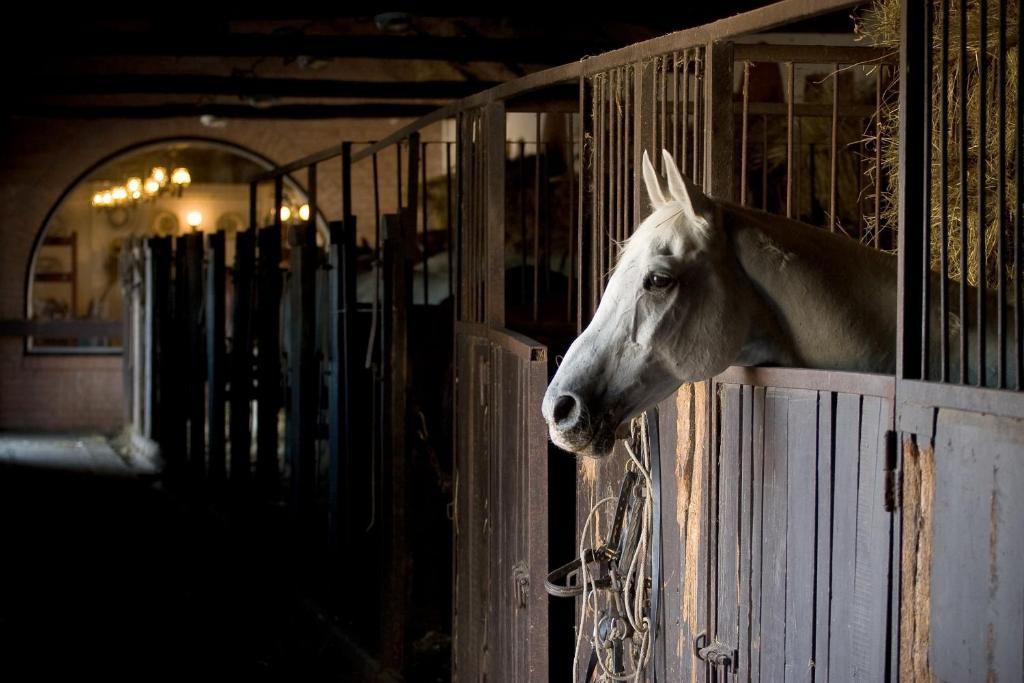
[151, 211, 180, 237]
[216, 212, 245, 235]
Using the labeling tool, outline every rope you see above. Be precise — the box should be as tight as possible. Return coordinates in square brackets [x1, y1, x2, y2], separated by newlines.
[572, 413, 656, 682]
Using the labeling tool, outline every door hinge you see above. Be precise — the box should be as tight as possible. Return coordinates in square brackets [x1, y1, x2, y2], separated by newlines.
[694, 632, 737, 674]
[884, 430, 899, 512]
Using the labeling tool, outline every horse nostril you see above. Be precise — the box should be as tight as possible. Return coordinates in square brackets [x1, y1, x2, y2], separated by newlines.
[552, 394, 578, 426]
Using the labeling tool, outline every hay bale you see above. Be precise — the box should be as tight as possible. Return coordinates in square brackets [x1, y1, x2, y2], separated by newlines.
[857, 0, 1020, 288]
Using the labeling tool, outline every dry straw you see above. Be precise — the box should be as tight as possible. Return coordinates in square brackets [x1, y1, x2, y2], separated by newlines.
[857, 0, 1020, 287]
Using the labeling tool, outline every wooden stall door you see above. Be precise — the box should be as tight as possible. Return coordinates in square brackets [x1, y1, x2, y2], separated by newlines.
[708, 370, 897, 682]
[453, 323, 549, 682]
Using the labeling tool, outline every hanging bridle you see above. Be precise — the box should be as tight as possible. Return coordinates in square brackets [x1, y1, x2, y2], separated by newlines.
[545, 408, 664, 682]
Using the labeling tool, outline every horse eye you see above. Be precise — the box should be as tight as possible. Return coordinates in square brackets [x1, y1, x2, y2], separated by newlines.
[645, 273, 674, 290]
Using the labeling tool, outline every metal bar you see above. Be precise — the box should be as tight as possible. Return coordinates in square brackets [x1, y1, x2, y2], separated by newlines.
[673, 52, 679, 161]
[762, 114, 769, 210]
[741, 61, 750, 206]
[922, 5, 933, 381]
[287, 223, 317, 520]
[578, 77, 589, 332]
[660, 55, 667, 160]
[249, 182, 257, 229]
[829, 63, 839, 232]
[875, 66, 884, 248]
[307, 163, 318, 229]
[682, 50, 690, 172]
[567, 116, 576, 323]
[422, 141, 429, 306]
[977, 0, 988, 386]
[1017, 0, 1023, 390]
[447, 141, 454, 299]
[997, 0, 1008, 388]
[786, 61, 795, 218]
[184, 232, 205, 484]
[0, 319, 123, 337]
[273, 176, 283, 233]
[229, 229, 254, 487]
[256, 225, 282, 495]
[485, 104, 506, 327]
[534, 113, 541, 321]
[694, 49, 703, 181]
[898, 0, 927, 383]
[959, 2, 969, 383]
[732, 43, 897, 64]
[597, 74, 606, 297]
[206, 230, 227, 488]
[940, 0, 950, 382]
[519, 140, 527, 304]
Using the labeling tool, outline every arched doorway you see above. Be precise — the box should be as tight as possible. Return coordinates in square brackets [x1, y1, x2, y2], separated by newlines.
[26, 137, 313, 352]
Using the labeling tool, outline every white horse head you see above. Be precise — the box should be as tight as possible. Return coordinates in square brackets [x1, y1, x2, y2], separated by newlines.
[542, 149, 757, 456]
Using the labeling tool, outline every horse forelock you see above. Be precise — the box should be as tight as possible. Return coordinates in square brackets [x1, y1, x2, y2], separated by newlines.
[614, 202, 708, 270]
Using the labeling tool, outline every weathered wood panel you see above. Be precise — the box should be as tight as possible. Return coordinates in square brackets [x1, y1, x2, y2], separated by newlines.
[453, 324, 548, 682]
[927, 409, 1024, 683]
[710, 377, 895, 682]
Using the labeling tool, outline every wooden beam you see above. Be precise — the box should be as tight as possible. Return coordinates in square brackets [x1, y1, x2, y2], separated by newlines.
[28, 75, 503, 99]
[5, 103, 440, 120]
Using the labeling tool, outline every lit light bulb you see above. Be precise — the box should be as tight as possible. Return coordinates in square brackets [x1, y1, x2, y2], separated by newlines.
[126, 177, 142, 194]
[111, 186, 128, 202]
[151, 167, 168, 185]
[101, 190, 113, 206]
[170, 167, 191, 186]
[143, 178, 160, 195]
[280, 205, 292, 222]
[186, 210, 202, 229]
[91, 192, 104, 207]
[298, 204, 310, 221]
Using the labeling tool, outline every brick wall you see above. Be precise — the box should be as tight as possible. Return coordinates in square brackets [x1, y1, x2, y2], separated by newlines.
[0, 116, 423, 432]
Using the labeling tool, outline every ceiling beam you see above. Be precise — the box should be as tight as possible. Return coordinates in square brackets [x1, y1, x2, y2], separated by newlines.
[24, 75, 502, 99]
[5, 102, 440, 120]
[42, 33, 619, 62]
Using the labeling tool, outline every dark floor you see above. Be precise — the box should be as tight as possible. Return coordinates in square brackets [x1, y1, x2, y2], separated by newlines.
[0, 434, 389, 680]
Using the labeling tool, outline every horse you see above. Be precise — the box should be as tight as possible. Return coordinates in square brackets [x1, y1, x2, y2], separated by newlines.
[542, 149, 1012, 457]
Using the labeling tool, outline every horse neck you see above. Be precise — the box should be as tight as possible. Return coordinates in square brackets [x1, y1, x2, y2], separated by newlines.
[720, 203, 899, 374]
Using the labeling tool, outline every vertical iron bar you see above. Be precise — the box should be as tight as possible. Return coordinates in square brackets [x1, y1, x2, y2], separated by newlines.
[786, 61, 795, 218]
[567, 116, 576, 323]
[682, 50, 690, 173]
[1017, 0, 1023, 390]
[829, 64, 840, 232]
[762, 115, 769, 210]
[422, 141, 429, 306]
[446, 141, 454, 299]
[307, 163, 318, 229]
[520, 140, 527, 305]
[875, 67, 884, 248]
[997, 0, 1007, 387]
[659, 55, 667, 160]
[740, 61, 750, 206]
[898, 0, 927, 383]
[959, 0, 969, 383]
[922, 5, 933, 381]
[533, 113, 541, 321]
[249, 182, 257, 230]
[941, 0, 951, 381]
[273, 175, 283, 233]
[673, 52, 679, 161]
[977, 0, 988, 386]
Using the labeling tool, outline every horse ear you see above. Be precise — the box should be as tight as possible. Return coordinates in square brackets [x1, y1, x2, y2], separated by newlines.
[642, 150, 667, 210]
[661, 148, 704, 217]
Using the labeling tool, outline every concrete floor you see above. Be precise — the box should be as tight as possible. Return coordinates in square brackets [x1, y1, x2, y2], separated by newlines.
[0, 433, 382, 680]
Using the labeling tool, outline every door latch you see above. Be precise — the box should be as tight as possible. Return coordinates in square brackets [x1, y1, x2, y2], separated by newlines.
[694, 632, 738, 674]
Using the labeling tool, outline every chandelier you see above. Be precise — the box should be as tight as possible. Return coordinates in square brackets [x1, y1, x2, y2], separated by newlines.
[91, 165, 191, 208]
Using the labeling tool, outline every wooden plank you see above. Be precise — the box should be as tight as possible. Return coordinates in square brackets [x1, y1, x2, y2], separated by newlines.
[784, 389, 817, 683]
[760, 387, 789, 682]
[716, 384, 742, 660]
[380, 212, 412, 670]
[229, 229, 255, 487]
[183, 232, 206, 483]
[704, 40, 734, 200]
[749, 384, 766, 683]
[255, 226, 282, 494]
[524, 341, 549, 681]
[847, 395, 889, 680]
[813, 391, 835, 681]
[483, 102, 506, 327]
[287, 223, 318, 520]
[828, 393, 862, 679]
[899, 437, 934, 682]
[206, 231, 227, 487]
[931, 409, 1024, 682]
[738, 384, 754, 680]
